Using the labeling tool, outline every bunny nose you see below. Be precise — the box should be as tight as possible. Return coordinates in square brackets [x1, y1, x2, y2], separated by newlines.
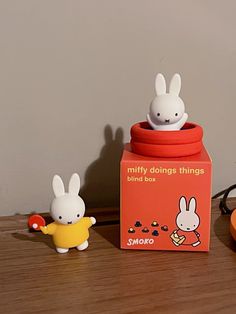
[67, 221, 72, 224]
[187, 227, 190, 230]
[165, 119, 170, 123]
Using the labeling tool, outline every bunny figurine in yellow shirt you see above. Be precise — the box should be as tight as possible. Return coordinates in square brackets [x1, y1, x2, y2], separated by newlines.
[40, 173, 96, 253]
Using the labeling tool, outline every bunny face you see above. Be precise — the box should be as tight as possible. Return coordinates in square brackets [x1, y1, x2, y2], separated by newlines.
[50, 173, 85, 225]
[150, 95, 185, 125]
[176, 197, 200, 232]
[149, 73, 186, 126]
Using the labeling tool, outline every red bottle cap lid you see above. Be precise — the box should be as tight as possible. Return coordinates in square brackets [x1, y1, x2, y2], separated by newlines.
[130, 121, 203, 157]
[28, 214, 46, 231]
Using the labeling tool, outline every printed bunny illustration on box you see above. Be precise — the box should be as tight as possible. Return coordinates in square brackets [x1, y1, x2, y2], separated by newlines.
[147, 73, 188, 130]
[171, 196, 201, 247]
[40, 173, 96, 253]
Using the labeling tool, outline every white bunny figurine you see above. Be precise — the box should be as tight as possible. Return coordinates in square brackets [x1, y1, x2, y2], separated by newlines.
[147, 73, 188, 130]
[172, 196, 201, 247]
[40, 173, 96, 253]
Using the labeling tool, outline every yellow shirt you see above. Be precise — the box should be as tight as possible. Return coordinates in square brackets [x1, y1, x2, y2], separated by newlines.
[40, 217, 92, 249]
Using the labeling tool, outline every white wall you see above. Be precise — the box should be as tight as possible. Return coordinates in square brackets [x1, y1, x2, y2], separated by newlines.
[0, 0, 235, 216]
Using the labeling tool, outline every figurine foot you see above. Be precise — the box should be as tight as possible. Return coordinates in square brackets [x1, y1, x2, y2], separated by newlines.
[77, 240, 88, 251]
[56, 247, 69, 254]
[192, 240, 201, 247]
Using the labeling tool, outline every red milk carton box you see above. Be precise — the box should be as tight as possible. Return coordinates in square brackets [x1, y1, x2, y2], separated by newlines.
[120, 122, 212, 252]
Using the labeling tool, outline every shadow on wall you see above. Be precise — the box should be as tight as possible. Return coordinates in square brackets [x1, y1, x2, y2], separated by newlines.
[80, 125, 124, 208]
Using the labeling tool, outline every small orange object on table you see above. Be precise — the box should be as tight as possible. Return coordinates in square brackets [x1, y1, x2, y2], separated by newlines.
[28, 214, 46, 231]
[230, 209, 236, 241]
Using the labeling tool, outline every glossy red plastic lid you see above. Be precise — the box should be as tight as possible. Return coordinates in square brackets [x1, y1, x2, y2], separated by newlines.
[130, 121, 203, 157]
[131, 122, 203, 145]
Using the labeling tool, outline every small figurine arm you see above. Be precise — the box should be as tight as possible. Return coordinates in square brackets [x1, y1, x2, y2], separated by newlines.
[40, 223, 57, 235]
[90, 217, 96, 225]
[147, 113, 157, 129]
[78, 217, 96, 230]
[194, 230, 200, 237]
[40, 226, 48, 234]
[174, 112, 188, 130]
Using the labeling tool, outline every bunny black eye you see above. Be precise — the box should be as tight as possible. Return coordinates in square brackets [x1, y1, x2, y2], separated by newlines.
[59, 216, 62, 220]
[180, 224, 183, 226]
[77, 214, 80, 217]
[157, 113, 160, 116]
[175, 113, 178, 116]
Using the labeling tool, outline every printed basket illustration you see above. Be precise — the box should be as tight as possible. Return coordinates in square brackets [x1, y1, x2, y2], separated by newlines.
[130, 121, 203, 157]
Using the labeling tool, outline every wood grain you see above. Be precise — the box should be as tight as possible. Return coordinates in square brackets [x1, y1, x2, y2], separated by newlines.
[1, 200, 236, 314]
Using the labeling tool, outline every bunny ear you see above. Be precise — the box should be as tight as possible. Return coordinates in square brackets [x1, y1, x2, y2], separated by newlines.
[169, 73, 181, 96]
[179, 196, 187, 212]
[68, 173, 81, 195]
[155, 73, 166, 96]
[188, 197, 197, 213]
[115, 127, 123, 143]
[53, 175, 65, 197]
[104, 125, 113, 144]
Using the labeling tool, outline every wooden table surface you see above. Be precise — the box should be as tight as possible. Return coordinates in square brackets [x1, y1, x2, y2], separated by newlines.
[1, 199, 236, 314]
